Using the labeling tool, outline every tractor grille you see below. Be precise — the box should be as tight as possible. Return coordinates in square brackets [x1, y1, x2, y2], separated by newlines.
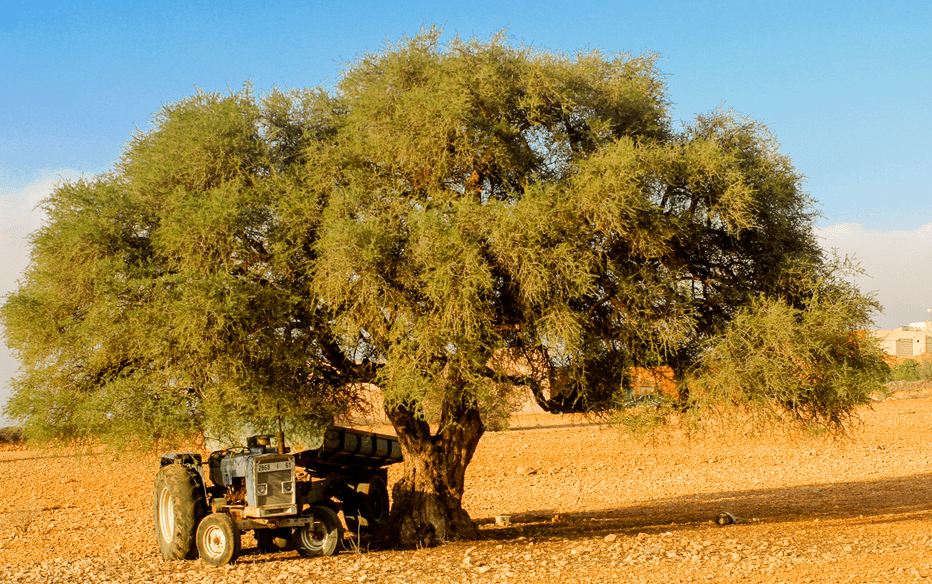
[251, 456, 295, 510]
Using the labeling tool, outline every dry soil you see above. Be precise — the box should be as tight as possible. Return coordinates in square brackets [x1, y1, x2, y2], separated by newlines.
[3, 385, 932, 583]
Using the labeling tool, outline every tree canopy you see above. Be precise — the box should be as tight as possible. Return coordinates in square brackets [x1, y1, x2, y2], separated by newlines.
[1, 30, 886, 546]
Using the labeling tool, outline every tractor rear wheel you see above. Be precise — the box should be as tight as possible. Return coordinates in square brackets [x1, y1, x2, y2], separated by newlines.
[154, 464, 207, 560]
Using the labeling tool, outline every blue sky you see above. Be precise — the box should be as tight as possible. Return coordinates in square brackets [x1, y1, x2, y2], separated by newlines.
[2, 1, 932, 418]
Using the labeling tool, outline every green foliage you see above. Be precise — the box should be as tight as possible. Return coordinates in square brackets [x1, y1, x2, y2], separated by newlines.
[311, 30, 676, 421]
[0, 426, 25, 444]
[886, 359, 932, 382]
[684, 263, 888, 432]
[610, 397, 681, 441]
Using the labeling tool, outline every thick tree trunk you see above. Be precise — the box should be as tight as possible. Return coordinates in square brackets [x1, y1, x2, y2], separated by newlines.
[385, 398, 484, 547]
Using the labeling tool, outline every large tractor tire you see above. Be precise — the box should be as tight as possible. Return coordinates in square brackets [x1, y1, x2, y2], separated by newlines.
[154, 464, 207, 560]
[344, 474, 389, 535]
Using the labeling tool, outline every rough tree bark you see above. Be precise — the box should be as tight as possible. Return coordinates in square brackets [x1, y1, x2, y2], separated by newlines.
[385, 396, 484, 547]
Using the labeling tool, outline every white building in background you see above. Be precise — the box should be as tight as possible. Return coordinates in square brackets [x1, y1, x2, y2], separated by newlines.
[873, 320, 932, 358]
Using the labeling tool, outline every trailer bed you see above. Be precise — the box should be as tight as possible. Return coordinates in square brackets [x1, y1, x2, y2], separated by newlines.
[293, 426, 402, 471]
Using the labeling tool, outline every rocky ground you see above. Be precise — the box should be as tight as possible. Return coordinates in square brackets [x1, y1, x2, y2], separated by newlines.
[4, 385, 932, 583]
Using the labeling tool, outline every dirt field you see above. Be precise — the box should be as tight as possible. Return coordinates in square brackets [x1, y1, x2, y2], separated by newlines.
[3, 386, 932, 583]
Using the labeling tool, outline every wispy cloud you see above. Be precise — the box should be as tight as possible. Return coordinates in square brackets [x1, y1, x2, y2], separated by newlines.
[817, 223, 932, 330]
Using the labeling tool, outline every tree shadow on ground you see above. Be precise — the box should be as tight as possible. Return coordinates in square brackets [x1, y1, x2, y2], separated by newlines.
[474, 472, 932, 542]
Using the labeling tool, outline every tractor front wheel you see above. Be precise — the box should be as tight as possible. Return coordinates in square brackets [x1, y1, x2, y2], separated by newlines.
[196, 513, 241, 566]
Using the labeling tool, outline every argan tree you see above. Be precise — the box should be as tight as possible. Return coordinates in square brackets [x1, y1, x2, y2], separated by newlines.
[2, 30, 885, 548]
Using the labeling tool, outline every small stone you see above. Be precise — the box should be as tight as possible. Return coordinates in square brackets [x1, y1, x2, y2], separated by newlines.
[716, 512, 736, 526]
[603, 534, 617, 543]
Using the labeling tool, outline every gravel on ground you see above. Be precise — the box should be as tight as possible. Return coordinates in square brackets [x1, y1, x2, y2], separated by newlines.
[3, 385, 932, 583]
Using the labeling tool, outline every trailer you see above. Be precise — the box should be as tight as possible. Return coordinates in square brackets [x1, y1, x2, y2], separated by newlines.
[154, 426, 402, 566]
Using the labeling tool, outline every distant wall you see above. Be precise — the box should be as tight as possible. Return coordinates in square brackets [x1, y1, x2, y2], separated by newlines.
[873, 329, 932, 358]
